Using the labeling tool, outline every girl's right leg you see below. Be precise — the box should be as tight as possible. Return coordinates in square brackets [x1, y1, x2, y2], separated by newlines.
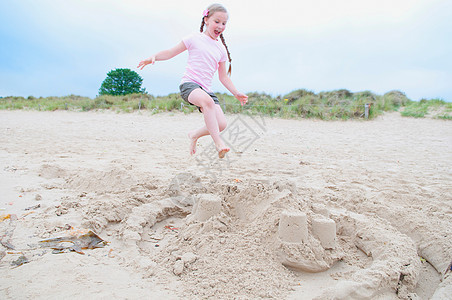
[187, 88, 229, 158]
[188, 104, 227, 155]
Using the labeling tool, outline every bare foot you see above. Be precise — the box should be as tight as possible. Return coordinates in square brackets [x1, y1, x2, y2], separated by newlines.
[188, 132, 198, 155]
[216, 144, 230, 159]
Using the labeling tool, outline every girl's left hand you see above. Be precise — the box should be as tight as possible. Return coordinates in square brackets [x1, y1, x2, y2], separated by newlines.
[235, 92, 248, 106]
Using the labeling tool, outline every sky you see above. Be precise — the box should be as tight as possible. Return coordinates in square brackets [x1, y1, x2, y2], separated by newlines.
[1, 0, 451, 101]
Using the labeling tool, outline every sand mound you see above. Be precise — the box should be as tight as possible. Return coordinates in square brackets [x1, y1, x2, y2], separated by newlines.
[110, 178, 421, 299]
[65, 167, 137, 194]
[38, 164, 67, 179]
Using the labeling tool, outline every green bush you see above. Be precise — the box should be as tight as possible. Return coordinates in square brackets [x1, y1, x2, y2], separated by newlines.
[99, 68, 146, 96]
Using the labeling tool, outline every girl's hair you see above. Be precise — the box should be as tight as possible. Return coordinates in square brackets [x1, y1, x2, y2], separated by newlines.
[200, 3, 232, 76]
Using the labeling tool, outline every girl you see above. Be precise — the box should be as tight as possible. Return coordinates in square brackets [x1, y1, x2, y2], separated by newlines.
[137, 3, 248, 159]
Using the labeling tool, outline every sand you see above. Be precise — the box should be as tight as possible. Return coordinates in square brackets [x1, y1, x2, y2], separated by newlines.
[0, 110, 451, 299]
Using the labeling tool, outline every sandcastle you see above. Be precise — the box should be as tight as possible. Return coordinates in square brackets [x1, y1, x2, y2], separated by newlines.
[277, 209, 341, 273]
[191, 194, 222, 222]
[278, 210, 336, 249]
[311, 217, 336, 249]
[277, 211, 308, 243]
[187, 195, 341, 274]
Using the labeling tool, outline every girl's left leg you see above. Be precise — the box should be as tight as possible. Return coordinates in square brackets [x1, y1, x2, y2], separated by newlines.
[188, 104, 227, 155]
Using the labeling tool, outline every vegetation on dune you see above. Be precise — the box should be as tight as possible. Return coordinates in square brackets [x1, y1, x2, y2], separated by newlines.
[1, 89, 450, 120]
[400, 98, 452, 120]
[220, 89, 411, 120]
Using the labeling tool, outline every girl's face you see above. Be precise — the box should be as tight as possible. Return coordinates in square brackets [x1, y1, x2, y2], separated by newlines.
[204, 11, 228, 40]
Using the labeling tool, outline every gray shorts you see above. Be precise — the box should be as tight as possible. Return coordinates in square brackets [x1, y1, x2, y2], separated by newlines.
[179, 82, 220, 112]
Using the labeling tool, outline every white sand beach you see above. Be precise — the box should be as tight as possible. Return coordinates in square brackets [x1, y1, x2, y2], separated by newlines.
[0, 110, 451, 299]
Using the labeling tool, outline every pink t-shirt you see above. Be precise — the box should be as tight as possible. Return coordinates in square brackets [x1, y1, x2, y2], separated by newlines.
[181, 32, 228, 92]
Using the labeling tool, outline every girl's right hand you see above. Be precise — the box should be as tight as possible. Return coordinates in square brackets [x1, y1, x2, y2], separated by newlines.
[137, 56, 155, 70]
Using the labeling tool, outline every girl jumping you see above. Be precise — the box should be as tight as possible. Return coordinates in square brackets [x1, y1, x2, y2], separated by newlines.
[137, 3, 248, 159]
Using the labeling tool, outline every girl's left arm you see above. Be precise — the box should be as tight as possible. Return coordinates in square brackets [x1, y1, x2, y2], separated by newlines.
[218, 62, 248, 106]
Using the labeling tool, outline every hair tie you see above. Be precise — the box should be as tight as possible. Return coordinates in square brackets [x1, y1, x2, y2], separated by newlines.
[203, 9, 209, 17]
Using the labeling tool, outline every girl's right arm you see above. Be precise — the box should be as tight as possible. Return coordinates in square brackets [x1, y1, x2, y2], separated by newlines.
[137, 41, 187, 70]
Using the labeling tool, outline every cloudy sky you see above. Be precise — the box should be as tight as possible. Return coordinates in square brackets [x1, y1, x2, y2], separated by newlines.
[1, 0, 451, 101]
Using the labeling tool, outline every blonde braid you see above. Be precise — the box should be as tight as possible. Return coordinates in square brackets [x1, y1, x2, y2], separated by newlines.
[200, 17, 205, 32]
[220, 33, 232, 76]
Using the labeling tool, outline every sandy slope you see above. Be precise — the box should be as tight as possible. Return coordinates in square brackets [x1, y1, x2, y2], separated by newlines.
[0, 110, 450, 299]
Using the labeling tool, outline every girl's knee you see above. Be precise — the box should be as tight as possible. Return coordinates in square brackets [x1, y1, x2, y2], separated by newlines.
[219, 119, 227, 132]
[197, 97, 215, 111]
[203, 100, 216, 110]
